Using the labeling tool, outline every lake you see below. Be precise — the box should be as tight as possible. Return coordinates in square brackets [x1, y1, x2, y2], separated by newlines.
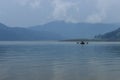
[0, 41, 120, 80]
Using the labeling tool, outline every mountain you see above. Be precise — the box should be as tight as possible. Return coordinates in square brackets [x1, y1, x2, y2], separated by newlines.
[0, 21, 120, 41]
[95, 28, 120, 40]
[30, 21, 120, 39]
[0, 23, 62, 41]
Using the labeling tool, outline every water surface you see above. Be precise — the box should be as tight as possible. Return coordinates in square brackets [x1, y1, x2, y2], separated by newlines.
[0, 41, 120, 80]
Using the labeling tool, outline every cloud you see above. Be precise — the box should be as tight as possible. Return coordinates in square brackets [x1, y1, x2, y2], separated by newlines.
[14, 0, 120, 24]
[29, 0, 41, 8]
[86, 13, 105, 23]
[52, 0, 81, 23]
[51, 0, 113, 23]
[0, 12, 2, 18]
[0, 0, 120, 26]
[86, 0, 113, 23]
[16, 0, 41, 8]
[85, 0, 120, 23]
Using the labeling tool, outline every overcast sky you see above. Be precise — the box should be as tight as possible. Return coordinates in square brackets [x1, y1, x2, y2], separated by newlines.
[0, 0, 120, 27]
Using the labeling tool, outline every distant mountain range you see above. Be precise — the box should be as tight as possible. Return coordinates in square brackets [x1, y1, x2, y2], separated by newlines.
[30, 21, 120, 39]
[0, 23, 62, 41]
[95, 27, 120, 40]
[0, 21, 120, 41]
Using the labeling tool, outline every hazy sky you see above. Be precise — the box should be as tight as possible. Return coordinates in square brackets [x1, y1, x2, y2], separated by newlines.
[0, 0, 120, 27]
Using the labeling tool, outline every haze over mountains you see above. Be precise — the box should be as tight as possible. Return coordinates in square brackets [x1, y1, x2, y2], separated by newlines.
[0, 23, 62, 41]
[0, 21, 120, 41]
[95, 28, 120, 40]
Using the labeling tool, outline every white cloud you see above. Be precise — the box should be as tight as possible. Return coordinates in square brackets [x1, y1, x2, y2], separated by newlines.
[51, 0, 114, 23]
[16, 0, 28, 6]
[86, 13, 105, 23]
[0, 0, 120, 26]
[86, 0, 113, 23]
[52, 0, 81, 23]
[0, 12, 2, 18]
[14, 0, 120, 24]
[16, 0, 41, 8]
[30, 0, 41, 8]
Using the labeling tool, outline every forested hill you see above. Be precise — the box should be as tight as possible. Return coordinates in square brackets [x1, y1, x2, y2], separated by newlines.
[95, 28, 120, 40]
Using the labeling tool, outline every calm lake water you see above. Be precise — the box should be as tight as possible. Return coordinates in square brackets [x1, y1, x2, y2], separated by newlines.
[0, 41, 120, 80]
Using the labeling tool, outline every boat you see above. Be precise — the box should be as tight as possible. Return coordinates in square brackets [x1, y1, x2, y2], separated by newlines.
[80, 41, 85, 45]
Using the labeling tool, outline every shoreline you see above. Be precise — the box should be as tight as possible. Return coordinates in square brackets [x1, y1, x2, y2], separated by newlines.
[60, 39, 120, 42]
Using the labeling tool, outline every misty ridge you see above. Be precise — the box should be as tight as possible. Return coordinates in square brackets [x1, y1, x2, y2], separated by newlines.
[0, 21, 120, 41]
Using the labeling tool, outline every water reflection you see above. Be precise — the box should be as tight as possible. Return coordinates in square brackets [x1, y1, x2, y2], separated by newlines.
[0, 42, 119, 80]
[0, 46, 11, 62]
[91, 44, 120, 60]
